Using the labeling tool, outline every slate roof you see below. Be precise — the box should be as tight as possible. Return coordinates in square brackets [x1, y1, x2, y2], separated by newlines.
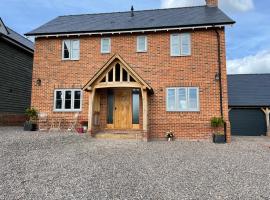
[0, 18, 34, 51]
[5, 27, 34, 50]
[228, 74, 270, 107]
[25, 6, 235, 36]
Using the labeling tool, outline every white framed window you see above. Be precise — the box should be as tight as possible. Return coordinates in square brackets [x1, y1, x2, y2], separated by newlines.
[166, 87, 199, 111]
[170, 33, 191, 56]
[137, 36, 147, 52]
[54, 89, 82, 112]
[101, 38, 111, 53]
[62, 40, 80, 60]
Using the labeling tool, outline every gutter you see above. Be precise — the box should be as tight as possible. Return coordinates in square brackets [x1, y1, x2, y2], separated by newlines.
[214, 27, 227, 142]
[25, 24, 234, 37]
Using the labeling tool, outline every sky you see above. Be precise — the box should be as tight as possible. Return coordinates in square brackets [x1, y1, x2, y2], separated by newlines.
[1, 0, 270, 74]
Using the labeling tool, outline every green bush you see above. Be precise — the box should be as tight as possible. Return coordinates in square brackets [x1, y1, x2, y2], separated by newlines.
[25, 107, 38, 121]
[210, 117, 224, 128]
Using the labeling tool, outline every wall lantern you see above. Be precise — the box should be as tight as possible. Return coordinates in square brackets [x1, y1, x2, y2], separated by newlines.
[215, 73, 220, 81]
[36, 78, 41, 86]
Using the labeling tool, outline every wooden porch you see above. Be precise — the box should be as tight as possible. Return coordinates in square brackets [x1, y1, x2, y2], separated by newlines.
[82, 54, 153, 141]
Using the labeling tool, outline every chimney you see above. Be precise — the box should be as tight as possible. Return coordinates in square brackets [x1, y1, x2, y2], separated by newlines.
[205, 0, 218, 7]
[131, 6, 134, 17]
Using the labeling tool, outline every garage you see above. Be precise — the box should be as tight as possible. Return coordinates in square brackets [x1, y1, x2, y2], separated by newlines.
[228, 74, 270, 137]
[229, 108, 266, 136]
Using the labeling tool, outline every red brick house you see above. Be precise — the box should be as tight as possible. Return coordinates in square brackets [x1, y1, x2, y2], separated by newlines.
[25, 0, 235, 141]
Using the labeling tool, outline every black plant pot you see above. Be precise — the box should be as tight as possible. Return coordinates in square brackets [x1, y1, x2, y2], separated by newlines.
[24, 122, 37, 131]
[213, 134, 226, 143]
[31, 124, 37, 131]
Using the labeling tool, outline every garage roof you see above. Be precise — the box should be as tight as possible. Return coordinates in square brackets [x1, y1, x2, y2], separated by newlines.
[228, 74, 270, 107]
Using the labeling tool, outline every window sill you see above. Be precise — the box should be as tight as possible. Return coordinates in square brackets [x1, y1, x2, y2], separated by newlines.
[166, 110, 200, 113]
[61, 59, 80, 61]
[53, 110, 82, 113]
[136, 50, 147, 53]
[170, 55, 191, 57]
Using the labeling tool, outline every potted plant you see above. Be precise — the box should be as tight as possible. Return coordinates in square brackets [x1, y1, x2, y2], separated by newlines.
[24, 107, 38, 131]
[80, 121, 88, 133]
[165, 131, 174, 141]
[211, 117, 225, 143]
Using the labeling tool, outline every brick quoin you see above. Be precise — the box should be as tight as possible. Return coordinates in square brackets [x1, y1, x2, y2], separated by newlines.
[31, 28, 231, 142]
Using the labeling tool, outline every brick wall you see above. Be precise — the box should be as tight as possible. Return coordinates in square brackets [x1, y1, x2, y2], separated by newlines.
[0, 113, 26, 126]
[31, 28, 230, 141]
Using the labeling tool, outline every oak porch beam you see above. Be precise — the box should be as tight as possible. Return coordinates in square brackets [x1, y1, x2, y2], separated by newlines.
[88, 88, 96, 134]
[261, 107, 270, 136]
[142, 88, 148, 132]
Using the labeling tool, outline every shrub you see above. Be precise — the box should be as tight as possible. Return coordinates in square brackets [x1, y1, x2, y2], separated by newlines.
[25, 107, 38, 121]
[210, 117, 224, 128]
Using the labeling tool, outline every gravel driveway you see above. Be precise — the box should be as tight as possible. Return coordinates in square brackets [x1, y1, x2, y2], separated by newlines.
[1, 127, 270, 200]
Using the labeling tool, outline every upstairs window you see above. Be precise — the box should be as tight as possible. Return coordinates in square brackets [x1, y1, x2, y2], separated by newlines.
[62, 40, 80, 60]
[170, 33, 191, 56]
[54, 89, 82, 112]
[166, 87, 199, 112]
[101, 38, 111, 53]
[137, 36, 147, 52]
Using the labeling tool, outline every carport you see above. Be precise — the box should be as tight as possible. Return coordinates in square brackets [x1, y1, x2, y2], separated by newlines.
[228, 74, 270, 136]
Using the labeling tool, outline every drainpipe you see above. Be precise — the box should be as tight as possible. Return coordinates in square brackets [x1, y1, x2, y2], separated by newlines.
[214, 27, 227, 142]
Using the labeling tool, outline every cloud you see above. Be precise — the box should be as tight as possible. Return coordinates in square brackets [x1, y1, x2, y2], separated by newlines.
[220, 0, 254, 12]
[161, 0, 254, 12]
[227, 50, 270, 74]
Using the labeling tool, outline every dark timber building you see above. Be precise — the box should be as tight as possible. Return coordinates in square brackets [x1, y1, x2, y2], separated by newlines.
[0, 18, 34, 125]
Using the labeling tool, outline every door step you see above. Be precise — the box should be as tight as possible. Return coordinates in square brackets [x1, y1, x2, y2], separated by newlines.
[94, 130, 144, 140]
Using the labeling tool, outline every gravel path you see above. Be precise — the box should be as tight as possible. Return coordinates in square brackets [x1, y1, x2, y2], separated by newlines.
[1, 127, 270, 200]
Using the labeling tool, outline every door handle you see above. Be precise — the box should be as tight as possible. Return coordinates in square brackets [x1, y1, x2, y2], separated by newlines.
[115, 107, 117, 110]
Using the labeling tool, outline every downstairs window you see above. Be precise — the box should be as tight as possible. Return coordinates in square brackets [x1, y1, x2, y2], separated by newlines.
[54, 89, 82, 112]
[166, 87, 199, 112]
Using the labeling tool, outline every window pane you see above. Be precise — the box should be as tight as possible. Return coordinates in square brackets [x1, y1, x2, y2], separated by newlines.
[71, 40, 80, 60]
[56, 100, 62, 109]
[115, 63, 120, 81]
[108, 68, 113, 82]
[65, 91, 71, 99]
[123, 68, 128, 81]
[101, 38, 110, 53]
[65, 91, 72, 109]
[132, 89, 140, 124]
[178, 88, 187, 110]
[72, 40, 80, 50]
[181, 34, 191, 55]
[137, 36, 147, 52]
[74, 91, 81, 100]
[74, 100, 81, 109]
[107, 90, 114, 124]
[63, 41, 70, 59]
[189, 88, 198, 109]
[74, 91, 81, 109]
[167, 89, 176, 111]
[171, 35, 180, 56]
[130, 76, 135, 82]
[55, 91, 62, 109]
[65, 100, 71, 109]
[56, 91, 62, 100]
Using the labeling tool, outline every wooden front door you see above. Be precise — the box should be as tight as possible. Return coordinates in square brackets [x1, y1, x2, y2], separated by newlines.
[114, 89, 132, 129]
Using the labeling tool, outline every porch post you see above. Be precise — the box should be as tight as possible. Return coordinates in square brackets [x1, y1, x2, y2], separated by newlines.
[142, 88, 148, 141]
[88, 88, 96, 135]
[261, 107, 270, 136]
